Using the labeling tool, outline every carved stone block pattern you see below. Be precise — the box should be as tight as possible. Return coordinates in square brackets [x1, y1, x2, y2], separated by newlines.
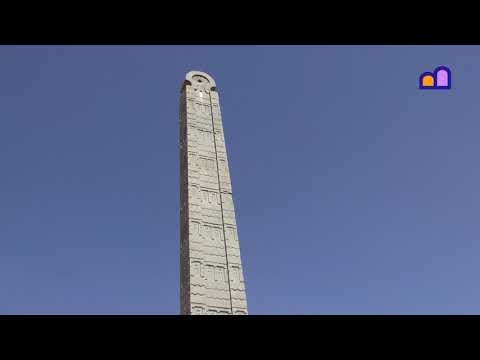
[180, 71, 248, 315]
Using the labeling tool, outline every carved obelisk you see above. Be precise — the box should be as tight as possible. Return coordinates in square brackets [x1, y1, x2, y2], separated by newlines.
[179, 71, 248, 315]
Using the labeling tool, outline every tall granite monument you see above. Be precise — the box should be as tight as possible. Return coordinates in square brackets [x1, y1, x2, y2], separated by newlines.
[179, 71, 248, 315]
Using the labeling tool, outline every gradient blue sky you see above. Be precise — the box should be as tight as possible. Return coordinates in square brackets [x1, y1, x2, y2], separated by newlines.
[1, 46, 479, 314]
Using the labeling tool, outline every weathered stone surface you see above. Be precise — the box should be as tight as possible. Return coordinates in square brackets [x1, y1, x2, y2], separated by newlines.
[180, 71, 248, 315]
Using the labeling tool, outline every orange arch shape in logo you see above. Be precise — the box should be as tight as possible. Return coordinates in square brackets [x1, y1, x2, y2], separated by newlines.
[421, 74, 434, 88]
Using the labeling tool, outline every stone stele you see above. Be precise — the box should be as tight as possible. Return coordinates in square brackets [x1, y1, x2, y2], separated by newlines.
[179, 71, 248, 315]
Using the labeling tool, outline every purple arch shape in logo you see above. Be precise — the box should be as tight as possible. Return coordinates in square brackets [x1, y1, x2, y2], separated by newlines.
[434, 66, 451, 89]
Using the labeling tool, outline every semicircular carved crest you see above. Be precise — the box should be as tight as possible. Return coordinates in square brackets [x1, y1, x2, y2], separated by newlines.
[183, 70, 217, 92]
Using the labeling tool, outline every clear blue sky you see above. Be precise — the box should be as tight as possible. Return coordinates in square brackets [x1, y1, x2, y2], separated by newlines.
[1, 45, 479, 314]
